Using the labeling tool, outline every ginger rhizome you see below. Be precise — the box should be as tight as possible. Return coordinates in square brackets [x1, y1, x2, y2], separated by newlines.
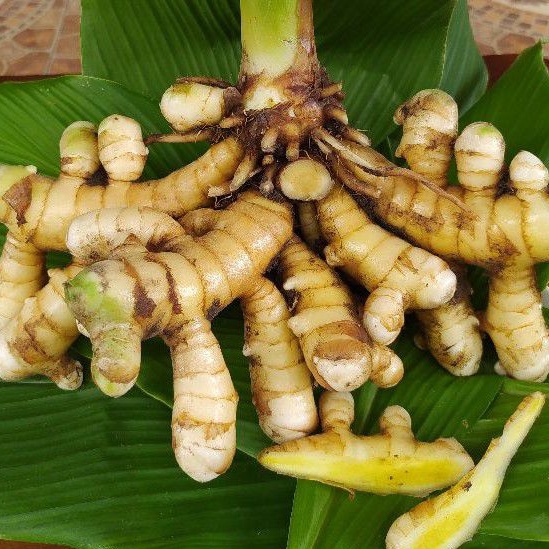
[386, 392, 545, 549]
[279, 236, 403, 390]
[146, 0, 549, 383]
[259, 392, 474, 496]
[316, 187, 457, 347]
[394, 90, 483, 376]
[65, 191, 297, 481]
[1, 0, 549, 491]
[354, 105, 549, 381]
[0, 117, 242, 387]
[0, 264, 82, 389]
[240, 276, 319, 443]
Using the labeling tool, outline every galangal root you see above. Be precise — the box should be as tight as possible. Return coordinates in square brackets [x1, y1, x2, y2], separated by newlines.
[296, 85, 549, 381]
[393, 90, 483, 376]
[0, 117, 243, 388]
[0, 0, 548, 489]
[64, 191, 312, 481]
[356, 90, 549, 381]
[259, 391, 473, 496]
[386, 392, 545, 549]
[278, 236, 404, 391]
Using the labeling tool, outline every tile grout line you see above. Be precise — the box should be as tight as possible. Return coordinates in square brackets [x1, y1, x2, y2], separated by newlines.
[45, 0, 69, 74]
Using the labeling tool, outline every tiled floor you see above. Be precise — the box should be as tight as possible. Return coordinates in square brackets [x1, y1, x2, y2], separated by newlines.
[471, 0, 549, 55]
[0, 0, 80, 76]
[0, 541, 68, 549]
[0, 0, 547, 77]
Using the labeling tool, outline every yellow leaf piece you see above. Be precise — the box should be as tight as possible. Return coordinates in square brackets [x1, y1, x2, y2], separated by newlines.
[259, 392, 473, 496]
[386, 391, 546, 549]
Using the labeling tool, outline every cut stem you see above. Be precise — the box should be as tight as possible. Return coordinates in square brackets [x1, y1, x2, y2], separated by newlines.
[239, 0, 319, 110]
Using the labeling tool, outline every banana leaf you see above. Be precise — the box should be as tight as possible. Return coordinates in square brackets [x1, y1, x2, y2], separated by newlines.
[0, 379, 294, 548]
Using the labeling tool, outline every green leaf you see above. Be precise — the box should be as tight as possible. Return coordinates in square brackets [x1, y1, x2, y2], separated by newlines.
[81, 0, 486, 144]
[0, 75, 205, 180]
[81, 0, 241, 100]
[463, 536, 548, 549]
[438, 0, 488, 113]
[317, 0, 487, 143]
[0, 380, 294, 549]
[461, 43, 549, 165]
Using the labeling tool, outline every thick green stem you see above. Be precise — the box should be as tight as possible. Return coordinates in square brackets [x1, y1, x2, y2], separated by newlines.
[239, 0, 319, 110]
[241, 0, 306, 78]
